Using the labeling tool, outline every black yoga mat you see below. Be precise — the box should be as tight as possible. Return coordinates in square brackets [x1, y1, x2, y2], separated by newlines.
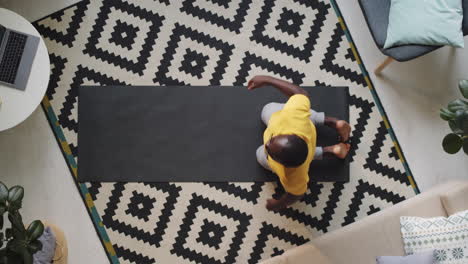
[78, 86, 349, 182]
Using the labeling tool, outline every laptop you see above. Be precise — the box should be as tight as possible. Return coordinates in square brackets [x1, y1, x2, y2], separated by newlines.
[0, 24, 40, 91]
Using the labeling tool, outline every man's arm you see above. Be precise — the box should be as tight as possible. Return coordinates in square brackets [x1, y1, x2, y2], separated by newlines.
[247, 75, 308, 97]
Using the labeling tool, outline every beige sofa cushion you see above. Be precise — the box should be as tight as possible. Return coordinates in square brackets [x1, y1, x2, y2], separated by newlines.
[313, 192, 447, 264]
[260, 244, 331, 264]
[277, 182, 463, 264]
[440, 182, 468, 215]
[260, 181, 468, 264]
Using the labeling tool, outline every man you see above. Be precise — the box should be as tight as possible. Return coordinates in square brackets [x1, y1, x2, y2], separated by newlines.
[247, 75, 351, 211]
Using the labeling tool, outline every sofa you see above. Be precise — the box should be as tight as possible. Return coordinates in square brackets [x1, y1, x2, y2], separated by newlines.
[261, 181, 468, 264]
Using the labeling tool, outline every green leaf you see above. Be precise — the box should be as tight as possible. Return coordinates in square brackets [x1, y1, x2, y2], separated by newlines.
[7, 186, 23, 211]
[448, 99, 468, 112]
[27, 240, 42, 254]
[26, 220, 43, 241]
[440, 108, 456, 121]
[454, 110, 468, 133]
[463, 137, 468, 155]
[0, 183, 7, 204]
[459, 80, 468, 99]
[449, 120, 463, 134]
[443, 133, 463, 154]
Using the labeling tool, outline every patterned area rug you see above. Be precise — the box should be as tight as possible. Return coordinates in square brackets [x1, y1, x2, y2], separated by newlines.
[34, 0, 419, 263]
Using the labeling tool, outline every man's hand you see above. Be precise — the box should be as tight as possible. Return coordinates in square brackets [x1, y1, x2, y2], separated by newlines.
[247, 75, 308, 97]
[247, 75, 272, 90]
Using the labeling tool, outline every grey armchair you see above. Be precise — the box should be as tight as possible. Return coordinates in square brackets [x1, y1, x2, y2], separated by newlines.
[358, 0, 468, 74]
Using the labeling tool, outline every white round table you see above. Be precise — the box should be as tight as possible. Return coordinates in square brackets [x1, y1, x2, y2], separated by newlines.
[0, 8, 50, 131]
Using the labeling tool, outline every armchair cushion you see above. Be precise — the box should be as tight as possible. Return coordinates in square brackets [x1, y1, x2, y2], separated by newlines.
[384, 0, 464, 49]
[359, 0, 468, 61]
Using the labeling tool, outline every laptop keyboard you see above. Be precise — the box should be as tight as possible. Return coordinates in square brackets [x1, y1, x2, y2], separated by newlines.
[0, 31, 27, 85]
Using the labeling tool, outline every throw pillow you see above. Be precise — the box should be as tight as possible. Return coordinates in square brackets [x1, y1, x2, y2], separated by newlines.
[384, 0, 465, 49]
[376, 250, 435, 264]
[400, 210, 468, 264]
[33, 226, 56, 264]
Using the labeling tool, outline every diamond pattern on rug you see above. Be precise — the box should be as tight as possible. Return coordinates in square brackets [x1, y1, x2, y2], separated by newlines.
[196, 219, 227, 250]
[272, 181, 345, 233]
[114, 245, 156, 264]
[171, 194, 252, 264]
[180, 0, 252, 33]
[35, 0, 88, 47]
[320, 22, 366, 86]
[203, 182, 264, 203]
[179, 48, 209, 78]
[84, 0, 165, 75]
[154, 23, 234, 85]
[251, 0, 330, 62]
[341, 180, 406, 226]
[109, 20, 139, 50]
[364, 121, 410, 186]
[125, 191, 156, 221]
[234, 52, 305, 86]
[347, 94, 374, 162]
[275, 8, 305, 37]
[101, 183, 181, 248]
[36, 0, 417, 263]
[248, 222, 309, 264]
[46, 53, 67, 100]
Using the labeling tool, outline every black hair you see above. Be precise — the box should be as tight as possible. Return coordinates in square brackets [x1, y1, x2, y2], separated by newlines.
[267, 135, 308, 168]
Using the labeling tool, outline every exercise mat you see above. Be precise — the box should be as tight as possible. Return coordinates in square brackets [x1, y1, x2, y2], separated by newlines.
[78, 86, 349, 182]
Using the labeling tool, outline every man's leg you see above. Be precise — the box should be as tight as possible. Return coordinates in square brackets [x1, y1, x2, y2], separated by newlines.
[310, 110, 351, 142]
[261, 102, 326, 127]
[261, 102, 284, 125]
[259, 103, 349, 160]
[309, 109, 325, 126]
[256, 145, 272, 171]
[314, 147, 324, 160]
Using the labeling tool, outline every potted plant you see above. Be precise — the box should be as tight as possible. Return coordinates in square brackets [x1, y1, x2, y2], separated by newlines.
[440, 80, 468, 155]
[0, 182, 44, 264]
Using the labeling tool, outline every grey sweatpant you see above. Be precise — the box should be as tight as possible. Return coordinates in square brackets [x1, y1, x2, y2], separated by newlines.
[256, 102, 325, 171]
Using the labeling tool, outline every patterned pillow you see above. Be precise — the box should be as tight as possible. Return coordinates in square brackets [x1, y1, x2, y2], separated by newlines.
[400, 210, 468, 264]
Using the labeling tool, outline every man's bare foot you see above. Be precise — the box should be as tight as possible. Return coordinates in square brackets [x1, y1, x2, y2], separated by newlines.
[332, 143, 351, 159]
[336, 120, 351, 142]
[266, 198, 287, 211]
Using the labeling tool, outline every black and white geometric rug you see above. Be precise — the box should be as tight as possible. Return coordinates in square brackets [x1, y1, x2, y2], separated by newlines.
[34, 0, 419, 263]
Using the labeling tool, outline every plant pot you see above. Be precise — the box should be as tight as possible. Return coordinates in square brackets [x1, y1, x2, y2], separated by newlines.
[42, 222, 68, 264]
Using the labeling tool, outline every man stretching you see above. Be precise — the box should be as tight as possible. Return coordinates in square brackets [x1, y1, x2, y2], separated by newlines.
[247, 76, 351, 211]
